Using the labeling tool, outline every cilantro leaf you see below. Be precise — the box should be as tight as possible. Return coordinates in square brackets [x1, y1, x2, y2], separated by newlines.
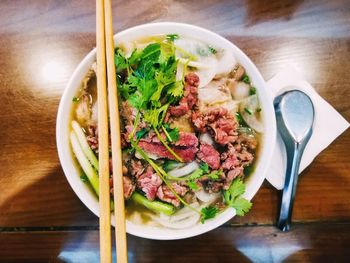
[167, 127, 179, 142]
[168, 81, 184, 99]
[128, 49, 142, 65]
[224, 178, 245, 201]
[230, 197, 252, 216]
[114, 48, 128, 72]
[72, 96, 80, 103]
[140, 43, 161, 64]
[201, 206, 219, 223]
[128, 92, 143, 109]
[162, 124, 179, 143]
[223, 178, 252, 216]
[136, 128, 149, 141]
[207, 170, 222, 180]
[187, 180, 199, 191]
[187, 168, 204, 180]
[199, 162, 209, 173]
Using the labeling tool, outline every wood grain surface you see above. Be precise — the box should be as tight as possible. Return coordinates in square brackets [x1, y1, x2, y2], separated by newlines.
[0, 0, 349, 262]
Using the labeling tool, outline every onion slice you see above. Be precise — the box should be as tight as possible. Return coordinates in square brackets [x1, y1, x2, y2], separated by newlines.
[168, 161, 199, 178]
[240, 95, 264, 133]
[195, 189, 221, 204]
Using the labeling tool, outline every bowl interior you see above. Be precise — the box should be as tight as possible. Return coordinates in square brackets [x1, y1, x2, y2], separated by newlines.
[56, 22, 276, 240]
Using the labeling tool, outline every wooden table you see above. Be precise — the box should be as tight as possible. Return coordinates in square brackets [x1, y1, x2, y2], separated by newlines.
[1, 0, 349, 262]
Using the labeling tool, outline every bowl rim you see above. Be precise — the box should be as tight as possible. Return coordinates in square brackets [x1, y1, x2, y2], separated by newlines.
[56, 22, 276, 240]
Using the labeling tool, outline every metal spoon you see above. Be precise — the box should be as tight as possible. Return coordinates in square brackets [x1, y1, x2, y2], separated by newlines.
[274, 90, 314, 231]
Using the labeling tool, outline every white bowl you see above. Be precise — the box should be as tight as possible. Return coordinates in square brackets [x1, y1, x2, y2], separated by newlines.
[56, 22, 276, 240]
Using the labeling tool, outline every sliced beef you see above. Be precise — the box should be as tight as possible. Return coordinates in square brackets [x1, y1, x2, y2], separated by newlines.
[221, 155, 240, 170]
[237, 148, 254, 166]
[110, 176, 135, 199]
[197, 143, 220, 170]
[138, 141, 198, 162]
[129, 159, 145, 178]
[136, 166, 162, 200]
[174, 132, 198, 147]
[157, 182, 189, 207]
[220, 143, 254, 189]
[138, 131, 199, 162]
[192, 107, 238, 145]
[168, 73, 199, 117]
[122, 176, 135, 199]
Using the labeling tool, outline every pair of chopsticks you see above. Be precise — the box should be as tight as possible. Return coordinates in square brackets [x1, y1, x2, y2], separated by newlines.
[96, 0, 128, 262]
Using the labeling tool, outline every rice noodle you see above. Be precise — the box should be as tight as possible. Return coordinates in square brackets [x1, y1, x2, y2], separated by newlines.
[151, 203, 201, 229]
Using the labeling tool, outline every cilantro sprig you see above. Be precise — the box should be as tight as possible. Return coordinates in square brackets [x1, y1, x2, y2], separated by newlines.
[223, 178, 252, 216]
[200, 206, 219, 223]
[116, 40, 186, 162]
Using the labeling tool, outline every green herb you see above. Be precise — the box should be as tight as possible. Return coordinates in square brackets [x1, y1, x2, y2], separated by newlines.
[207, 170, 222, 180]
[162, 124, 180, 143]
[166, 34, 179, 42]
[199, 162, 209, 173]
[208, 46, 217, 54]
[131, 192, 176, 215]
[249, 86, 256, 95]
[114, 48, 129, 72]
[235, 112, 244, 124]
[80, 172, 89, 183]
[243, 165, 254, 177]
[114, 40, 186, 161]
[187, 168, 204, 180]
[72, 97, 80, 103]
[256, 107, 262, 113]
[187, 180, 199, 191]
[128, 48, 142, 65]
[163, 160, 182, 172]
[201, 206, 219, 223]
[223, 178, 252, 216]
[136, 128, 149, 141]
[244, 107, 253, 115]
[242, 74, 250, 84]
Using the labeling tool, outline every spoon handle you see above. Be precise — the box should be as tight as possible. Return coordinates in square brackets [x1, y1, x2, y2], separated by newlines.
[277, 140, 306, 231]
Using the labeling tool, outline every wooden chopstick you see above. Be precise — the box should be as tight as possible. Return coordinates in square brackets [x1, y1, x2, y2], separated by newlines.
[96, 0, 112, 262]
[104, 0, 129, 262]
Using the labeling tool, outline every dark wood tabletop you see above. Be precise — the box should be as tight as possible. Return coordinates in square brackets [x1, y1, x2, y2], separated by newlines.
[1, 0, 349, 262]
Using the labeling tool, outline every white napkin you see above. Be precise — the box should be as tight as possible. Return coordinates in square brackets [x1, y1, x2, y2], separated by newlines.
[265, 65, 350, 190]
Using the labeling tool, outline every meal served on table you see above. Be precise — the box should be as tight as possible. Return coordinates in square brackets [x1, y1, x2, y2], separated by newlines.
[70, 34, 263, 228]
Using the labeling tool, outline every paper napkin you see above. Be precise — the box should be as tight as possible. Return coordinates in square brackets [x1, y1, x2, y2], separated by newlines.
[265, 65, 350, 190]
